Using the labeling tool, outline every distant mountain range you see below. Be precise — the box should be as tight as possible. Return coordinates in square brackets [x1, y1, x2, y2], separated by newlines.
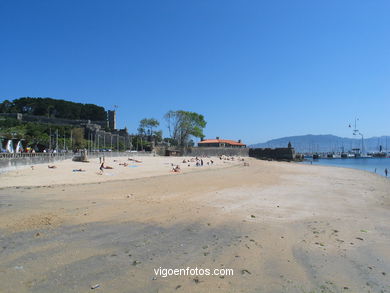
[250, 134, 390, 153]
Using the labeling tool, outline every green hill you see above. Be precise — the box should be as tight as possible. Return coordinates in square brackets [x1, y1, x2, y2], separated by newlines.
[0, 97, 106, 121]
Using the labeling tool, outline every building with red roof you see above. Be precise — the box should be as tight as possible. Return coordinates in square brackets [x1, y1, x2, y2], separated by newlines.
[198, 137, 246, 148]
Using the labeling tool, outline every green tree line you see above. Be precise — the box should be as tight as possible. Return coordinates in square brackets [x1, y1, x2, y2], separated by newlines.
[0, 97, 107, 121]
[0, 117, 87, 149]
[1, 107, 208, 151]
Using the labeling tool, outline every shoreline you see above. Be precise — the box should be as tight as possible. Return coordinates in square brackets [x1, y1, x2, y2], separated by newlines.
[300, 157, 390, 178]
[2, 154, 388, 190]
[300, 160, 390, 179]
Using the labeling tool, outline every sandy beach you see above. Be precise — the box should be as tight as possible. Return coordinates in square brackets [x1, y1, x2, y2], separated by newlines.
[0, 155, 242, 188]
[0, 157, 389, 293]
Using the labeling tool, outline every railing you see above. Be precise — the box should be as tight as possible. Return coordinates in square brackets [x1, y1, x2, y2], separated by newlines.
[0, 151, 153, 160]
[0, 152, 72, 159]
[0, 151, 154, 173]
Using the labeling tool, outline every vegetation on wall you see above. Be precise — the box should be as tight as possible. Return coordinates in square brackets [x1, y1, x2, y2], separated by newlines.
[0, 98, 208, 152]
[0, 97, 107, 121]
[0, 117, 87, 150]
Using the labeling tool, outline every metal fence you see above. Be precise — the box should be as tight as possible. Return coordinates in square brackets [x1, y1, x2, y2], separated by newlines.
[0, 151, 153, 173]
[0, 151, 152, 159]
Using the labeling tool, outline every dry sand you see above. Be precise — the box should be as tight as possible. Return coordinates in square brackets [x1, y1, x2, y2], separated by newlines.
[0, 157, 389, 293]
[0, 155, 240, 188]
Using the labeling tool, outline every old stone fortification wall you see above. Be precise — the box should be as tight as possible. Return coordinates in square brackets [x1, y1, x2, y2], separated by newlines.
[0, 113, 106, 128]
[249, 147, 296, 161]
[184, 147, 249, 157]
[154, 147, 249, 157]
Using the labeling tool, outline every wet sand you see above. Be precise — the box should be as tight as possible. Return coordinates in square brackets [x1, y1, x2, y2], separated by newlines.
[0, 158, 389, 293]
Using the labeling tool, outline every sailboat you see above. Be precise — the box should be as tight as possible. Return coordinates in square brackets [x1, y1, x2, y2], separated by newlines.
[5, 139, 14, 153]
[15, 140, 24, 153]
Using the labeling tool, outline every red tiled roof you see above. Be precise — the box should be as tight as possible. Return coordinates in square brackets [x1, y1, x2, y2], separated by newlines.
[198, 139, 246, 146]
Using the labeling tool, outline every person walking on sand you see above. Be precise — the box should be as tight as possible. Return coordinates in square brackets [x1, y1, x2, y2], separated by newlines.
[385, 168, 388, 177]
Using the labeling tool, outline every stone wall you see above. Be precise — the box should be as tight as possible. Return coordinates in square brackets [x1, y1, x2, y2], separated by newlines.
[182, 147, 249, 157]
[0, 113, 107, 128]
[185, 147, 249, 157]
[249, 147, 296, 161]
[0, 113, 131, 149]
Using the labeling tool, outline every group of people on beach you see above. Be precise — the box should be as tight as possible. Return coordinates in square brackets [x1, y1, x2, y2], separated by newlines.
[99, 157, 143, 174]
[45, 165, 86, 172]
[38, 156, 145, 175]
[171, 157, 211, 173]
[170, 155, 246, 173]
[181, 157, 215, 167]
[374, 167, 388, 177]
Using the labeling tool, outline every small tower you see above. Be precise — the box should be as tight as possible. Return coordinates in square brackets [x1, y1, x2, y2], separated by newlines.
[107, 110, 116, 130]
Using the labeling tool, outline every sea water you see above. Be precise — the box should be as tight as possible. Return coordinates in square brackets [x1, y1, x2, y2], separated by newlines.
[302, 157, 390, 177]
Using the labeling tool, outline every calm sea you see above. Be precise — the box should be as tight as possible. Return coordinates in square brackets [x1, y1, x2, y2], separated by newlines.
[301, 157, 390, 177]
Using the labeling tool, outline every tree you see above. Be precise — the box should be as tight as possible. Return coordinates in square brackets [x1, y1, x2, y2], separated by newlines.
[139, 118, 159, 137]
[72, 128, 85, 148]
[0, 100, 15, 113]
[164, 110, 206, 147]
[154, 130, 163, 143]
[0, 97, 107, 121]
[138, 118, 161, 147]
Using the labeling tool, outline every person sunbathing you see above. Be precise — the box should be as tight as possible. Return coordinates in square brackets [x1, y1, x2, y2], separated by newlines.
[73, 169, 86, 172]
[172, 165, 181, 173]
[104, 165, 114, 169]
[128, 158, 142, 163]
[99, 162, 105, 174]
[48, 165, 57, 169]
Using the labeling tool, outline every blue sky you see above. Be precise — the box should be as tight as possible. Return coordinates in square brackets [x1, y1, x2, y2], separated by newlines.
[1, 0, 389, 144]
